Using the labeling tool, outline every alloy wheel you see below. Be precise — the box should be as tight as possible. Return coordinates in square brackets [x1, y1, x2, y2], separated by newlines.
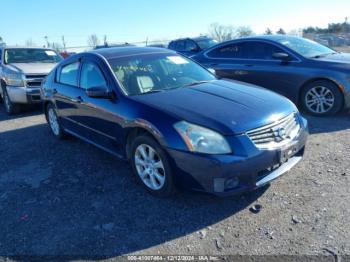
[134, 144, 166, 190]
[305, 86, 335, 114]
[48, 107, 60, 136]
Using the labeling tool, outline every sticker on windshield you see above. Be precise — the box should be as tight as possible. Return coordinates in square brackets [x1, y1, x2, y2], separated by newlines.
[45, 50, 57, 56]
[167, 56, 189, 64]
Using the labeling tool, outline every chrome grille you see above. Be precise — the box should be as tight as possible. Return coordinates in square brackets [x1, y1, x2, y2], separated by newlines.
[25, 74, 47, 88]
[247, 113, 300, 149]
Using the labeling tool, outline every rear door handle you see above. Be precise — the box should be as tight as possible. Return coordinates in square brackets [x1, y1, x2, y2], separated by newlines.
[71, 96, 83, 103]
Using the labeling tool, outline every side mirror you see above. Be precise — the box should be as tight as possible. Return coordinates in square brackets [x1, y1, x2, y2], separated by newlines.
[190, 47, 200, 52]
[272, 52, 291, 61]
[86, 86, 112, 99]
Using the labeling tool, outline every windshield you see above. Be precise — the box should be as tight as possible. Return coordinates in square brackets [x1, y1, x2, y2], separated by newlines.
[196, 38, 218, 50]
[4, 48, 62, 64]
[109, 53, 216, 96]
[276, 37, 336, 58]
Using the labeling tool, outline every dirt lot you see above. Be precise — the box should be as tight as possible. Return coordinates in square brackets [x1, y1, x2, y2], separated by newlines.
[0, 105, 349, 260]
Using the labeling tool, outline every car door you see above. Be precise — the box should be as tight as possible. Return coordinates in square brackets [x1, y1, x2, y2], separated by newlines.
[234, 41, 302, 100]
[203, 42, 252, 82]
[53, 60, 85, 134]
[77, 57, 124, 155]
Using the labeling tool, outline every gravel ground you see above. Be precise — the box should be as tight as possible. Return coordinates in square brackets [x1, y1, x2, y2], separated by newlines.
[0, 105, 349, 260]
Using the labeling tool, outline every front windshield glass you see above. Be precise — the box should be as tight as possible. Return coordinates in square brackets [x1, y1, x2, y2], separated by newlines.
[196, 38, 218, 50]
[276, 37, 336, 58]
[109, 53, 216, 96]
[4, 48, 62, 64]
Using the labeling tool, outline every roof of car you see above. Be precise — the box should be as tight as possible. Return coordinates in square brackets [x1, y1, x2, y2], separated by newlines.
[236, 34, 301, 42]
[0, 45, 54, 50]
[90, 46, 175, 60]
[170, 36, 212, 42]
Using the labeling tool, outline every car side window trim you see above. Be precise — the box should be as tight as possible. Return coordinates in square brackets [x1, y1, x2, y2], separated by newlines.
[204, 40, 301, 63]
[56, 60, 82, 87]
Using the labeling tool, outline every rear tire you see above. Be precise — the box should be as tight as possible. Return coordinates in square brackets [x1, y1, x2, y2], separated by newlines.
[130, 135, 176, 197]
[46, 103, 66, 139]
[301, 80, 343, 116]
[2, 87, 20, 115]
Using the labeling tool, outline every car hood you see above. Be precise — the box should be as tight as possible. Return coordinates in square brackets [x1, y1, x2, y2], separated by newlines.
[314, 52, 350, 64]
[132, 80, 298, 135]
[6, 63, 57, 75]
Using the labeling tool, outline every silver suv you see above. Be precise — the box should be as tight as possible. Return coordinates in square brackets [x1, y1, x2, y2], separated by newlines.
[0, 45, 62, 114]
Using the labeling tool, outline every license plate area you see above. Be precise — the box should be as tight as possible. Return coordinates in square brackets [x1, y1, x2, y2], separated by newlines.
[278, 144, 298, 164]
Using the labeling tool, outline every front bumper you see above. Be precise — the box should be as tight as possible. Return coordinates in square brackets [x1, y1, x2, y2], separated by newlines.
[6, 86, 42, 104]
[167, 118, 308, 197]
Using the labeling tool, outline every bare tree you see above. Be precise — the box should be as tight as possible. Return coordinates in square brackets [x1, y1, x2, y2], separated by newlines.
[237, 26, 254, 37]
[276, 28, 286, 35]
[25, 39, 36, 46]
[87, 34, 100, 48]
[208, 23, 236, 42]
[264, 28, 273, 35]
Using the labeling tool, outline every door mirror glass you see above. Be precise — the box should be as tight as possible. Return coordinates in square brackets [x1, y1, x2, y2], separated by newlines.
[272, 52, 291, 61]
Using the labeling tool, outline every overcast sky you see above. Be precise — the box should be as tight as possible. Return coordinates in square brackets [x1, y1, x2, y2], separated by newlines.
[1, 0, 349, 49]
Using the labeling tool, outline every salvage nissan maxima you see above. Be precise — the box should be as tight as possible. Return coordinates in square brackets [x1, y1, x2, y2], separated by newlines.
[41, 47, 308, 197]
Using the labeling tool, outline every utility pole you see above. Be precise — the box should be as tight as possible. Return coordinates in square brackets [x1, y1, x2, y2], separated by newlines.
[61, 36, 66, 51]
[104, 35, 108, 47]
[44, 36, 50, 48]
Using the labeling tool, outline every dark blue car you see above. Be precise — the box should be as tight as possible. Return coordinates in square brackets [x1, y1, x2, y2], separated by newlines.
[168, 36, 218, 57]
[42, 47, 308, 197]
[192, 35, 350, 116]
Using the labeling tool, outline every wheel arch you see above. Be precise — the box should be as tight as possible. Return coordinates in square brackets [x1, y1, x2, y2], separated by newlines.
[298, 77, 345, 107]
[124, 125, 164, 160]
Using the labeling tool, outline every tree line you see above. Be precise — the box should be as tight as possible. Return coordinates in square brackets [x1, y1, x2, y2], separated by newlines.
[1, 18, 349, 50]
[303, 17, 350, 34]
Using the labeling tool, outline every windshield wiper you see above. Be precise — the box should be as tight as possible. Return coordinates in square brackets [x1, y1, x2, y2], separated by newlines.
[183, 80, 211, 87]
[310, 52, 338, 59]
[139, 89, 164, 95]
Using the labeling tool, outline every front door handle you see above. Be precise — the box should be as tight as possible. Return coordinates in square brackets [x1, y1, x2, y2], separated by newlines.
[234, 70, 248, 75]
[71, 96, 83, 103]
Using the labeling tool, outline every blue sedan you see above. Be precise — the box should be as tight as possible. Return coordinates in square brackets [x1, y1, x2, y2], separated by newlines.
[41, 47, 308, 197]
[192, 35, 350, 116]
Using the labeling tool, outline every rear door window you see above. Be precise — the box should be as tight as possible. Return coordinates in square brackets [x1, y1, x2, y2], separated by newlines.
[207, 43, 245, 58]
[241, 42, 284, 60]
[175, 41, 185, 51]
[185, 40, 197, 51]
[59, 62, 80, 86]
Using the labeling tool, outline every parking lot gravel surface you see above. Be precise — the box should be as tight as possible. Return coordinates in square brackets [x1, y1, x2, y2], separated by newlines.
[0, 106, 349, 259]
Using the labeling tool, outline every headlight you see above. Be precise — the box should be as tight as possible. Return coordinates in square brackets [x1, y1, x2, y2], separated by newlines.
[4, 73, 24, 87]
[174, 121, 232, 154]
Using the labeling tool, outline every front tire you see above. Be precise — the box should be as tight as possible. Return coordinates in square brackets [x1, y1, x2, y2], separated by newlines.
[46, 104, 65, 139]
[130, 135, 176, 197]
[2, 87, 20, 115]
[301, 80, 343, 116]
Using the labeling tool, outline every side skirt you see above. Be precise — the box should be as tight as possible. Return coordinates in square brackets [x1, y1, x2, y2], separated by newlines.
[63, 128, 127, 161]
